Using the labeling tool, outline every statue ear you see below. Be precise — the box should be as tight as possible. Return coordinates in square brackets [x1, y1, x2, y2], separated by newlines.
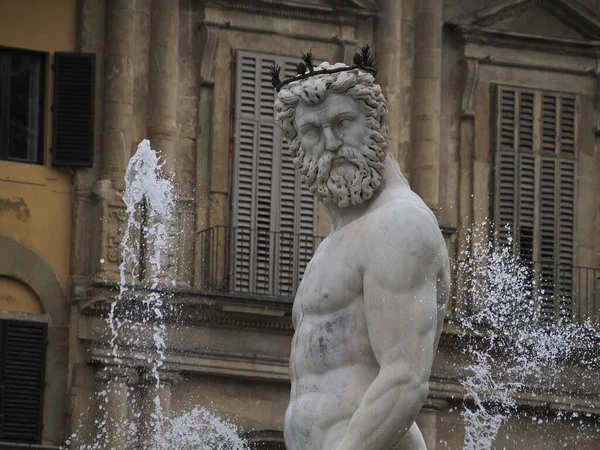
[377, 103, 388, 134]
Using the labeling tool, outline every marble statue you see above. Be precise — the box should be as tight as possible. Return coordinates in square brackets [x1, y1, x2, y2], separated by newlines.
[272, 50, 450, 450]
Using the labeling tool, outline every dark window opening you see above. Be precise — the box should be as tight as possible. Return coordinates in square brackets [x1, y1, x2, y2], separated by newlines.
[0, 48, 46, 164]
[0, 319, 47, 444]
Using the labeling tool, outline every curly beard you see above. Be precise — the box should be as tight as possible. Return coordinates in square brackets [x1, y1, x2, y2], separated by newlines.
[291, 133, 386, 208]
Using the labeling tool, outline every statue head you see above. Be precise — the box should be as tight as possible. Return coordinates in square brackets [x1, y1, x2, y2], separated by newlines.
[274, 61, 389, 208]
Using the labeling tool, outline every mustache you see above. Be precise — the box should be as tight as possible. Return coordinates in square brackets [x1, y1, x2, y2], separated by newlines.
[301, 147, 372, 187]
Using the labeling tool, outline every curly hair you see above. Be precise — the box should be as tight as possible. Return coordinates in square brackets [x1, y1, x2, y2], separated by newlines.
[274, 62, 388, 164]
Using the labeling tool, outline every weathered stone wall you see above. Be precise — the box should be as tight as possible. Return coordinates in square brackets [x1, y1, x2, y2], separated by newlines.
[69, 0, 600, 448]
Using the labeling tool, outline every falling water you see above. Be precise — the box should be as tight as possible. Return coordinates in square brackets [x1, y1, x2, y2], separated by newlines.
[455, 223, 600, 449]
[68, 140, 249, 449]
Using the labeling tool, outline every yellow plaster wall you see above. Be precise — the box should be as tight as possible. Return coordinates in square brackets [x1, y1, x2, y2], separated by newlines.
[0, 0, 77, 307]
[0, 277, 43, 314]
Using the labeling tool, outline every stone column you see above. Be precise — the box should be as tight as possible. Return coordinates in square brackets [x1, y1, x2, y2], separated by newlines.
[146, 0, 184, 284]
[148, 0, 178, 167]
[95, 366, 139, 450]
[399, 0, 416, 178]
[100, 0, 135, 187]
[410, 0, 442, 212]
[95, 0, 136, 282]
[374, 0, 403, 163]
[416, 398, 448, 450]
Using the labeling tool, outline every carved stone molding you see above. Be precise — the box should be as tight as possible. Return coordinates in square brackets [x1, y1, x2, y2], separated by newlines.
[198, 23, 220, 86]
[422, 398, 449, 412]
[140, 369, 182, 386]
[451, 26, 600, 58]
[96, 365, 140, 385]
[202, 0, 376, 25]
[89, 346, 290, 382]
[80, 283, 294, 332]
[448, 0, 600, 40]
[460, 58, 480, 118]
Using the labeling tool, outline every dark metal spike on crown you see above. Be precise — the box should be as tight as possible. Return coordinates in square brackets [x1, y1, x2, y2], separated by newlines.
[301, 52, 315, 73]
[272, 44, 377, 92]
[359, 44, 376, 68]
[269, 62, 283, 88]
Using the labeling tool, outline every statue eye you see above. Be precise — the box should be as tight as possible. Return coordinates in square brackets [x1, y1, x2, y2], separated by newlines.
[304, 127, 320, 139]
[337, 118, 353, 128]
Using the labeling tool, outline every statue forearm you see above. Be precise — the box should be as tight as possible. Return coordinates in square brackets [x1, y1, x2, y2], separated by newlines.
[334, 364, 429, 450]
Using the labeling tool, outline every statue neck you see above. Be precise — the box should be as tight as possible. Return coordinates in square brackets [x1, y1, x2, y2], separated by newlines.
[323, 153, 409, 233]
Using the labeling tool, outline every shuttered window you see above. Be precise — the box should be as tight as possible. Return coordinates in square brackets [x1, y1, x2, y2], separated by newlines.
[492, 85, 577, 323]
[52, 52, 95, 167]
[231, 51, 318, 298]
[0, 48, 46, 164]
[0, 320, 47, 444]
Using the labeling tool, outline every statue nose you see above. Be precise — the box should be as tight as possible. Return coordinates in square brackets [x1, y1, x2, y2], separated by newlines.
[323, 126, 342, 152]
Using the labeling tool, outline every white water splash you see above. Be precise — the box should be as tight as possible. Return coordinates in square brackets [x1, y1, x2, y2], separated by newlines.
[456, 222, 600, 450]
[69, 140, 249, 449]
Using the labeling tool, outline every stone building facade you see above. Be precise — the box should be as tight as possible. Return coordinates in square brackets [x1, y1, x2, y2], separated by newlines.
[0, 0, 87, 447]
[2, 0, 597, 448]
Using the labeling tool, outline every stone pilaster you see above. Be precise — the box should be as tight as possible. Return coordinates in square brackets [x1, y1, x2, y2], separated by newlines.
[455, 58, 480, 315]
[95, 366, 140, 450]
[410, 0, 442, 212]
[138, 369, 182, 446]
[416, 398, 449, 450]
[194, 23, 220, 288]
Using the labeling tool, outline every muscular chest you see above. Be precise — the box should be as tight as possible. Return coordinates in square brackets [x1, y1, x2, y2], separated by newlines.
[292, 236, 363, 327]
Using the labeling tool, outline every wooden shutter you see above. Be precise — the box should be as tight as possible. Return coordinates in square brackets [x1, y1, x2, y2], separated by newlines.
[231, 51, 318, 297]
[492, 85, 578, 323]
[557, 159, 576, 318]
[518, 153, 535, 268]
[52, 52, 95, 167]
[559, 96, 576, 156]
[0, 320, 47, 444]
[539, 157, 557, 322]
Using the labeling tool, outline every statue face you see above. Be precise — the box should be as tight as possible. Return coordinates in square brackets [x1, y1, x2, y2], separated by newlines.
[293, 94, 384, 208]
[295, 95, 367, 160]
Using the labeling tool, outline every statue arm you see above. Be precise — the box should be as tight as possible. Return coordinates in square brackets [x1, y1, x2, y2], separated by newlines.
[334, 206, 443, 450]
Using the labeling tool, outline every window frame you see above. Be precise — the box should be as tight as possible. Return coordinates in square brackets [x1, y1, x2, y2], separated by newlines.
[490, 83, 579, 322]
[0, 318, 48, 444]
[0, 46, 47, 165]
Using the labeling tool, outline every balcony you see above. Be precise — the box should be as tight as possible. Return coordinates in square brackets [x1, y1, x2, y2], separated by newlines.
[198, 227, 599, 326]
[556, 264, 600, 326]
[197, 226, 324, 301]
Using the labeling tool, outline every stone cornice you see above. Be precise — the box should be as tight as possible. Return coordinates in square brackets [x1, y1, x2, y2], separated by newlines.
[448, 0, 600, 40]
[79, 282, 294, 332]
[201, 0, 376, 25]
[429, 377, 600, 416]
[89, 346, 290, 382]
[450, 25, 600, 57]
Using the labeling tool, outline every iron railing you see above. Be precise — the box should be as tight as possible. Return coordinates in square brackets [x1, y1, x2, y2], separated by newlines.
[198, 226, 324, 300]
[198, 228, 599, 324]
[556, 264, 600, 326]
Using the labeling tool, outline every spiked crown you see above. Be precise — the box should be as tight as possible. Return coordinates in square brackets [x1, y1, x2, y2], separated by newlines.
[269, 45, 377, 92]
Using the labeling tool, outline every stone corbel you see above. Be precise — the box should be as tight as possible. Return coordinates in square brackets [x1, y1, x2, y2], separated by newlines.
[198, 23, 220, 87]
[140, 368, 182, 386]
[96, 365, 140, 385]
[460, 58, 480, 119]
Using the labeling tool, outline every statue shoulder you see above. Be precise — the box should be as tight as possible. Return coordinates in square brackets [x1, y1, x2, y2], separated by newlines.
[363, 197, 445, 262]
